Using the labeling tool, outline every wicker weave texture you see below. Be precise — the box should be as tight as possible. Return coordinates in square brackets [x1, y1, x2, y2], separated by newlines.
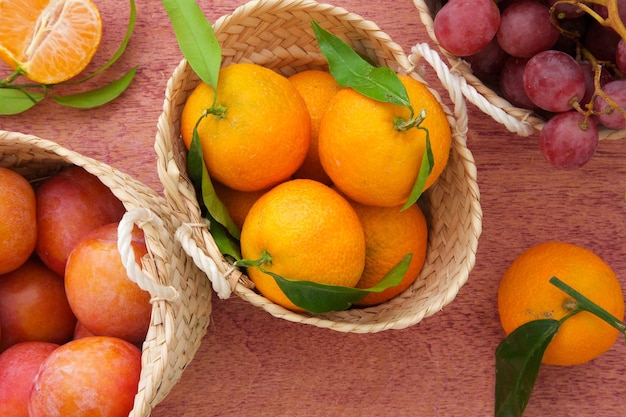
[413, 0, 626, 140]
[155, 0, 482, 333]
[0, 130, 212, 417]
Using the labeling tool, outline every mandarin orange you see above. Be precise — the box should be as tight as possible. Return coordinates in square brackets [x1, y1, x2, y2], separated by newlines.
[350, 201, 428, 307]
[498, 241, 625, 366]
[288, 69, 342, 185]
[239, 179, 366, 311]
[318, 74, 451, 207]
[180, 63, 310, 192]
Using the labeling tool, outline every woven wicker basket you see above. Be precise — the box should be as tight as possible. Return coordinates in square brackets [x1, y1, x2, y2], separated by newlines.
[0, 130, 212, 417]
[155, 0, 482, 333]
[414, 0, 626, 140]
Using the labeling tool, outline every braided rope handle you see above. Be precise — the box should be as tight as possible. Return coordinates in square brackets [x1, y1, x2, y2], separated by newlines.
[175, 222, 234, 300]
[118, 208, 180, 303]
[409, 43, 535, 137]
[405, 42, 468, 137]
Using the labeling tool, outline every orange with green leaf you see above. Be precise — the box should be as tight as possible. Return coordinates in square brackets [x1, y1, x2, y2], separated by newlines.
[180, 62, 311, 193]
[495, 241, 626, 416]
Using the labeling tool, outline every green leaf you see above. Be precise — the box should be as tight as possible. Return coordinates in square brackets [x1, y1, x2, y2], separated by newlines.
[0, 88, 44, 114]
[162, 0, 221, 89]
[203, 212, 241, 260]
[495, 319, 561, 417]
[311, 20, 411, 109]
[237, 254, 412, 314]
[52, 67, 137, 108]
[188, 128, 241, 240]
[402, 118, 434, 210]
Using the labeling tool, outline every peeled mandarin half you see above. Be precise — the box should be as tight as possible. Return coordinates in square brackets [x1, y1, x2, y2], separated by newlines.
[0, 0, 103, 84]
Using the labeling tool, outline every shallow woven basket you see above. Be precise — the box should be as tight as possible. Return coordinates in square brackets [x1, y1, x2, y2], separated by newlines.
[155, 0, 482, 333]
[0, 130, 212, 417]
[414, 0, 626, 140]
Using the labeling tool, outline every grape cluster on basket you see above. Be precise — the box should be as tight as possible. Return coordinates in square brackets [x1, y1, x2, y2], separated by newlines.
[433, 0, 626, 169]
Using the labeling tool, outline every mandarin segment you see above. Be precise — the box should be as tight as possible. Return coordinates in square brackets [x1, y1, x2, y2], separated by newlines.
[0, 0, 102, 84]
[498, 241, 625, 366]
[240, 179, 366, 311]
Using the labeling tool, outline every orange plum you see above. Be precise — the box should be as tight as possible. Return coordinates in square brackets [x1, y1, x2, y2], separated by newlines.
[29, 336, 141, 417]
[0, 341, 58, 417]
[0, 257, 76, 352]
[35, 166, 125, 276]
[0, 167, 37, 275]
[65, 222, 152, 346]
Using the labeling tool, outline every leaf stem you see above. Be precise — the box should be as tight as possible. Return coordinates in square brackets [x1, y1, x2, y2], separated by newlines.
[234, 250, 273, 269]
[549, 276, 626, 334]
[1, 69, 25, 85]
[394, 108, 425, 131]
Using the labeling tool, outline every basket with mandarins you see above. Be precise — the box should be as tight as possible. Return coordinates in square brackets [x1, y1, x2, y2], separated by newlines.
[155, 0, 482, 333]
[414, 0, 626, 169]
[0, 130, 212, 417]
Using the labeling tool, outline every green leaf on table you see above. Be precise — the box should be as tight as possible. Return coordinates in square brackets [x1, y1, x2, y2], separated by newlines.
[495, 319, 561, 417]
[311, 20, 411, 109]
[237, 254, 411, 314]
[188, 128, 241, 245]
[0, 88, 44, 114]
[162, 0, 221, 89]
[52, 67, 137, 108]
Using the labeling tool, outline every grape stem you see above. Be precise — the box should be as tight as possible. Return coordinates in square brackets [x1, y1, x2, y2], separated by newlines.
[552, 0, 626, 41]
[550, 0, 626, 124]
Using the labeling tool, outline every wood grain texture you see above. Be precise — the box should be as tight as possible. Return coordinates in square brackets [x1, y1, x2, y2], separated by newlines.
[2, 0, 625, 416]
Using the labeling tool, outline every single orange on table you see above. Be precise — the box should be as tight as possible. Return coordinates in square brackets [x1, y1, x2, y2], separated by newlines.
[239, 179, 366, 312]
[498, 241, 625, 366]
[288, 69, 342, 185]
[0, 0, 102, 84]
[349, 200, 428, 307]
[318, 74, 451, 207]
[181, 62, 311, 192]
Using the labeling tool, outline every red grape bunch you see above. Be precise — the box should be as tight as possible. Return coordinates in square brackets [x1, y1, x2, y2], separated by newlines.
[433, 0, 626, 169]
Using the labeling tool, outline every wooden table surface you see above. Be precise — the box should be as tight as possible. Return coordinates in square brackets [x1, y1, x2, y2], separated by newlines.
[2, 0, 626, 416]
